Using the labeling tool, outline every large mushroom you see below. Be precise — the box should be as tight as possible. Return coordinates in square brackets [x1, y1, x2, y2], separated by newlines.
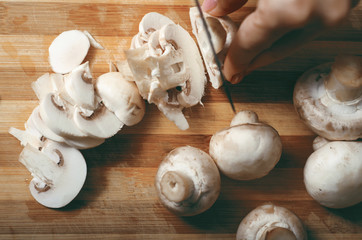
[304, 137, 362, 209]
[209, 110, 282, 180]
[155, 146, 220, 216]
[236, 203, 307, 240]
[293, 55, 362, 140]
[189, 7, 237, 89]
[126, 13, 206, 130]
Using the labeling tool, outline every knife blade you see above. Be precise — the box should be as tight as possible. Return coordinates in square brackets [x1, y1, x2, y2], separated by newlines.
[194, 0, 236, 114]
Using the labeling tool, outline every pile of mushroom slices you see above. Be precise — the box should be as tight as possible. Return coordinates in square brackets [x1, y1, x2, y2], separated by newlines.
[9, 30, 145, 208]
[126, 11, 236, 130]
[294, 55, 362, 209]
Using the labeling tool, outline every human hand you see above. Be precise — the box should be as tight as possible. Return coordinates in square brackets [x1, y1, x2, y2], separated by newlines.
[202, 0, 360, 84]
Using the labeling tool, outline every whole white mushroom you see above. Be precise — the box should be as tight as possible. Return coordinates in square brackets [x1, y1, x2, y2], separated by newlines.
[209, 110, 282, 180]
[304, 137, 362, 208]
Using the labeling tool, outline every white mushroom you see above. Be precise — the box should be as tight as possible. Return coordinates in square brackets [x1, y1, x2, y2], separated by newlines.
[236, 203, 307, 240]
[209, 110, 282, 180]
[19, 141, 87, 208]
[48, 30, 90, 74]
[304, 137, 362, 208]
[293, 55, 362, 140]
[155, 146, 220, 216]
[95, 66, 145, 126]
[126, 15, 206, 130]
[189, 7, 237, 89]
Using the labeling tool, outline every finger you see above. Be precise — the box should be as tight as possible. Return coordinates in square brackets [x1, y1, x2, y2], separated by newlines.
[246, 22, 325, 73]
[202, 0, 248, 17]
[223, 10, 291, 84]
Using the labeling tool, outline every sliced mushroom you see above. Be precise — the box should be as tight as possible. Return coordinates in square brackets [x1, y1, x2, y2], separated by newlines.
[126, 16, 206, 130]
[155, 146, 220, 216]
[189, 7, 237, 89]
[73, 104, 124, 139]
[293, 55, 362, 140]
[48, 30, 91, 74]
[236, 204, 307, 240]
[64, 61, 98, 110]
[209, 110, 282, 180]
[39, 93, 87, 138]
[9, 127, 44, 149]
[95, 69, 145, 126]
[19, 141, 87, 208]
[31, 73, 52, 101]
[304, 137, 362, 208]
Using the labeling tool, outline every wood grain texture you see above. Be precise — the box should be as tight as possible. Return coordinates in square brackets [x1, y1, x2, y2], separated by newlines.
[0, 0, 361, 239]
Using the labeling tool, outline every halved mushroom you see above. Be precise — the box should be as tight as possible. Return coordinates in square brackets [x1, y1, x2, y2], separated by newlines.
[155, 146, 220, 216]
[236, 203, 307, 240]
[209, 110, 282, 180]
[293, 55, 362, 140]
[189, 7, 237, 89]
[19, 141, 86, 208]
[304, 137, 362, 208]
[95, 68, 145, 126]
[126, 17, 206, 130]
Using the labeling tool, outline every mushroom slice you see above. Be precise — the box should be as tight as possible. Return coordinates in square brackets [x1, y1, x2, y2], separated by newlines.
[73, 104, 123, 139]
[138, 12, 175, 42]
[126, 18, 206, 130]
[95, 70, 145, 126]
[236, 204, 307, 240]
[9, 127, 44, 149]
[31, 73, 52, 101]
[209, 110, 282, 180]
[19, 142, 86, 208]
[64, 61, 98, 110]
[48, 30, 90, 74]
[155, 146, 220, 216]
[293, 55, 362, 140]
[39, 93, 87, 138]
[189, 7, 237, 89]
[304, 138, 362, 208]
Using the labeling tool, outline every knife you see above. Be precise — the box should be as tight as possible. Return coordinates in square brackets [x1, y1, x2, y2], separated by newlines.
[194, 0, 236, 114]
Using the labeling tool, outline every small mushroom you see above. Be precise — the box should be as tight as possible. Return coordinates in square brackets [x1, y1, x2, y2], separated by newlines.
[155, 146, 220, 216]
[126, 15, 206, 130]
[95, 65, 145, 126]
[209, 110, 282, 180]
[236, 203, 307, 240]
[189, 7, 237, 89]
[19, 141, 87, 208]
[304, 137, 362, 208]
[293, 55, 362, 140]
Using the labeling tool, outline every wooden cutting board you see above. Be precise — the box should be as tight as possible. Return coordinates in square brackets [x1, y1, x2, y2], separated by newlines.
[0, 0, 361, 239]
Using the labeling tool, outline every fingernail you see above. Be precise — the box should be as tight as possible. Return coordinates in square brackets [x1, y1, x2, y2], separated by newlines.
[230, 73, 244, 84]
[202, 0, 217, 12]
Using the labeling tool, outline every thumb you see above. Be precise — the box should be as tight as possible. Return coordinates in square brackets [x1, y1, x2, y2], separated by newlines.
[202, 0, 248, 17]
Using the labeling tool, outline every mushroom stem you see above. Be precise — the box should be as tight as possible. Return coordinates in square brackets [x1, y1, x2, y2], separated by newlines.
[324, 55, 362, 104]
[160, 171, 194, 203]
[265, 227, 297, 240]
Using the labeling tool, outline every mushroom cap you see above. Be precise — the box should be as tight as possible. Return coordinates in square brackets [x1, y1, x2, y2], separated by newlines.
[95, 71, 145, 126]
[48, 30, 90, 74]
[189, 7, 237, 89]
[19, 141, 87, 208]
[209, 114, 282, 180]
[293, 63, 362, 140]
[155, 146, 220, 216]
[236, 204, 307, 240]
[304, 140, 362, 208]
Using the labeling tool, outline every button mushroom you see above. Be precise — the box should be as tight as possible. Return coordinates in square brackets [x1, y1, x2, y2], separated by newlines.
[209, 110, 282, 180]
[189, 7, 237, 89]
[155, 146, 220, 216]
[18, 140, 87, 208]
[126, 13, 206, 130]
[304, 136, 362, 208]
[293, 55, 362, 140]
[236, 203, 307, 240]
